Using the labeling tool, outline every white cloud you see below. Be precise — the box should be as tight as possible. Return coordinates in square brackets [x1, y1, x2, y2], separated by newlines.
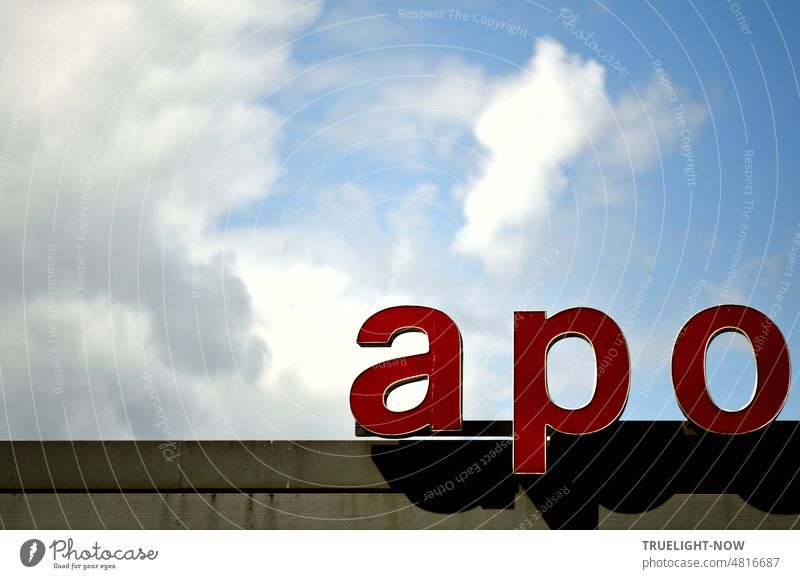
[0, 0, 321, 438]
[453, 38, 695, 272]
[453, 39, 607, 267]
[214, 230, 431, 437]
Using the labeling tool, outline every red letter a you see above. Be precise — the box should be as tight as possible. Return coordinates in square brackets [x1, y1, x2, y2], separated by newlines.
[350, 306, 462, 436]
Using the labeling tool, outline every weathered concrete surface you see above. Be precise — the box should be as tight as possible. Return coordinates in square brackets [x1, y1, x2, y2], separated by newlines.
[2, 427, 799, 529]
[1, 492, 795, 530]
[0, 441, 396, 491]
[0, 492, 547, 530]
[600, 495, 800, 530]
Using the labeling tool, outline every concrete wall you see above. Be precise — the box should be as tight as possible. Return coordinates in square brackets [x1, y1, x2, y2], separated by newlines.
[1, 427, 798, 529]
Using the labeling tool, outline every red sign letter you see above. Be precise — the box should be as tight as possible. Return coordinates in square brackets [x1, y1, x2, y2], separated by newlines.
[514, 308, 630, 474]
[350, 306, 462, 436]
[673, 305, 790, 433]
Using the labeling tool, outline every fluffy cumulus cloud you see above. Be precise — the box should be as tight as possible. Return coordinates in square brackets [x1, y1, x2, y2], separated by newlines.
[453, 38, 690, 272]
[454, 39, 607, 266]
[0, 1, 320, 438]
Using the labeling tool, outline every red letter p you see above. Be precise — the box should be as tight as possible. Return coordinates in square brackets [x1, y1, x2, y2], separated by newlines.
[350, 306, 462, 436]
[514, 308, 630, 474]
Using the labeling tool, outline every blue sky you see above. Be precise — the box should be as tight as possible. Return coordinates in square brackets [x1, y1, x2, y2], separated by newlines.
[241, 0, 800, 425]
[0, 1, 798, 439]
